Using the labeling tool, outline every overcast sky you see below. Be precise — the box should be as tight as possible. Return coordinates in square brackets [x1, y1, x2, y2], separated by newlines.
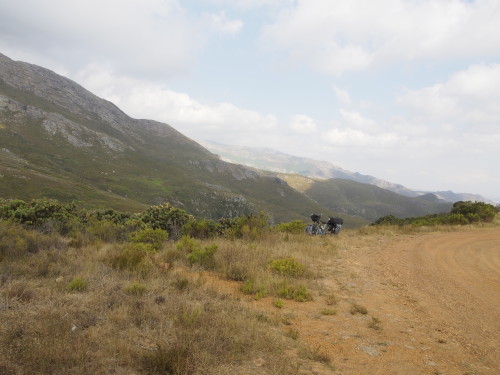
[1, 0, 499, 201]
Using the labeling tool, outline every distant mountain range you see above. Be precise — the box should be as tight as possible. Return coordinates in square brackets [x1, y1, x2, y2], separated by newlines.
[201, 141, 492, 204]
[0, 53, 457, 225]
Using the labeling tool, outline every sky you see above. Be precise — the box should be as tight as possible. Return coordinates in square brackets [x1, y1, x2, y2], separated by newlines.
[1, 0, 499, 201]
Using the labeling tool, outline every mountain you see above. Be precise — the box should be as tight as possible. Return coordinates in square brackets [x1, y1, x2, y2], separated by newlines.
[0, 53, 452, 225]
[201, 140, 492, 203]
[0, 53, 345, 224]
[277, 174, 451, 221]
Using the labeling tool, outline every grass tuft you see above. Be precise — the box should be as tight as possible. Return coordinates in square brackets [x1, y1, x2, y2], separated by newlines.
[66, 277, 88, 292]
[350, 303, 368, 315]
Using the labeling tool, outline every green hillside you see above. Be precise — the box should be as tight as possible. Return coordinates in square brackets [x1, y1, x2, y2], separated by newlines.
[0, 53, 453, 226]
[0, 53, 354, 224]
[305, 178, 452, 221]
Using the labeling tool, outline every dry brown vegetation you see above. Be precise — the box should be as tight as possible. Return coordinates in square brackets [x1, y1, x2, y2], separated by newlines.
[0, 221, 341, 375]
[1, 217, 499, 375]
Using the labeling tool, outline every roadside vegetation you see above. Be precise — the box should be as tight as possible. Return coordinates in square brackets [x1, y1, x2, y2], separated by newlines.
[0, 198, 336, 374]
[0, 198, 497, 374]
[372, 200, 498, 227]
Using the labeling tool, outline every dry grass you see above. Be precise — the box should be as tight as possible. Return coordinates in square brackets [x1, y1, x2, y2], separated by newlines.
[0, 224, 349, 375]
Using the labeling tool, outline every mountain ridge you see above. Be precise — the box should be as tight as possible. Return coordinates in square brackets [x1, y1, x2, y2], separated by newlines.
[0, 53, 454, 225]
[201, 140, 492, 204]
[1, 52, 347, 224]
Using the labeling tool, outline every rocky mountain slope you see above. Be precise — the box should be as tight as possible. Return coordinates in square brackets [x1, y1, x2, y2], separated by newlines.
[0, 53, 452, 224]
[1, 53, 339, 223]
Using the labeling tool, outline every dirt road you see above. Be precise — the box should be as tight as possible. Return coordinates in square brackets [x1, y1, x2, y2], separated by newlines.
[207, 226, 499, 374]
[299, 226, 500, 375]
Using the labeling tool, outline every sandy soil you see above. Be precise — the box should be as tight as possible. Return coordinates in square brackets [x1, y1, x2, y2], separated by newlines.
[210, 226, 500, 374]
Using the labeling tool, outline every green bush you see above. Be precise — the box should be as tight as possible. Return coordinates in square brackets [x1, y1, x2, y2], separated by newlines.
[446, 213, 468, 225]
[321, 308, 336, 316]
[451, 201, 496, 222]
[86, 209, 132, 225]
[224, 212, 269, 240]
[81, 218, 127, 242]
[130, 228, 169, 251]
[183, 218, 218, 239]
[274, 281, 312, 302]
[373, 201, 497, 227]
[187, 244, 218, 270]
[175, 236, 201, 254]
[139, 203, 192, 240]
[241, 280, 268, 299]
[268, 257, 305, 277]
[0, 198, 79, 233]
[67, 277, 88, 292]
[275, 220, 306, 234]
[273, 299, 284, 308]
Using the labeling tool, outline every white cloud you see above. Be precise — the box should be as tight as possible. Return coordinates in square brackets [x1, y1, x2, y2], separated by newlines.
[202, 11, 243, 35]
[76, 68, 278, 144]
[324, 127, 402, 149]
[262, 0, 500, 75]
[0, 0, 198, 78]
[200, 0, 293, 10]
[289, 114, 317, 134]
[333, 86, 352, 107]
[339, 110, 378, 131]
[398, 63, 500, 134]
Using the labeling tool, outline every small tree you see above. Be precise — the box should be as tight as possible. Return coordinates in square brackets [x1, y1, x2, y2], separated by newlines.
[140, 203, 192, 240]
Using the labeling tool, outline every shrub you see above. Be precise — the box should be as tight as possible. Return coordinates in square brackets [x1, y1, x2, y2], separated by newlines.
[183, 218, 218, 239]
[0, 223, 30, 261]
[241, 280, 268, 299]
[125, 282, 147, 296]
[274, 281, 312, 302]
[275, 220, 306, 234]
[139, 203, 192, 240]
[373, 201, 497, 227]
[0, 198, 79, 233]
[130, 228, 168, 251]
[83, 218, 129, 242]
[350, 303, 368, 315]
[273, 299, 284, 308]
[451, 201, 496, 222]
[445, 213, 468, 225]
[0, 221, 64, 260]
[224, 212, 269, 240]
[175, 236, 201, 254]
[87, 208, 132, 224]
[187, 244, 218, 270]
[67, 277, 88, 292]
[268, 257, 305, 277]
[110, 243, 151, 271]
[321, 308, 336, 316]
[372, 215, 400, 226]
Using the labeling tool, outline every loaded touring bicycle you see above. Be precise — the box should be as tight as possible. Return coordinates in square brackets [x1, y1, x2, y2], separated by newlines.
[305, 214, 343, 235]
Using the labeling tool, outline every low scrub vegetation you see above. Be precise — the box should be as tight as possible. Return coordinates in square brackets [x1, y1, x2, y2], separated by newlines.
[0, 199, 342, 374]
[1, 197, 497, 374]
[372, 201, 497, 227]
